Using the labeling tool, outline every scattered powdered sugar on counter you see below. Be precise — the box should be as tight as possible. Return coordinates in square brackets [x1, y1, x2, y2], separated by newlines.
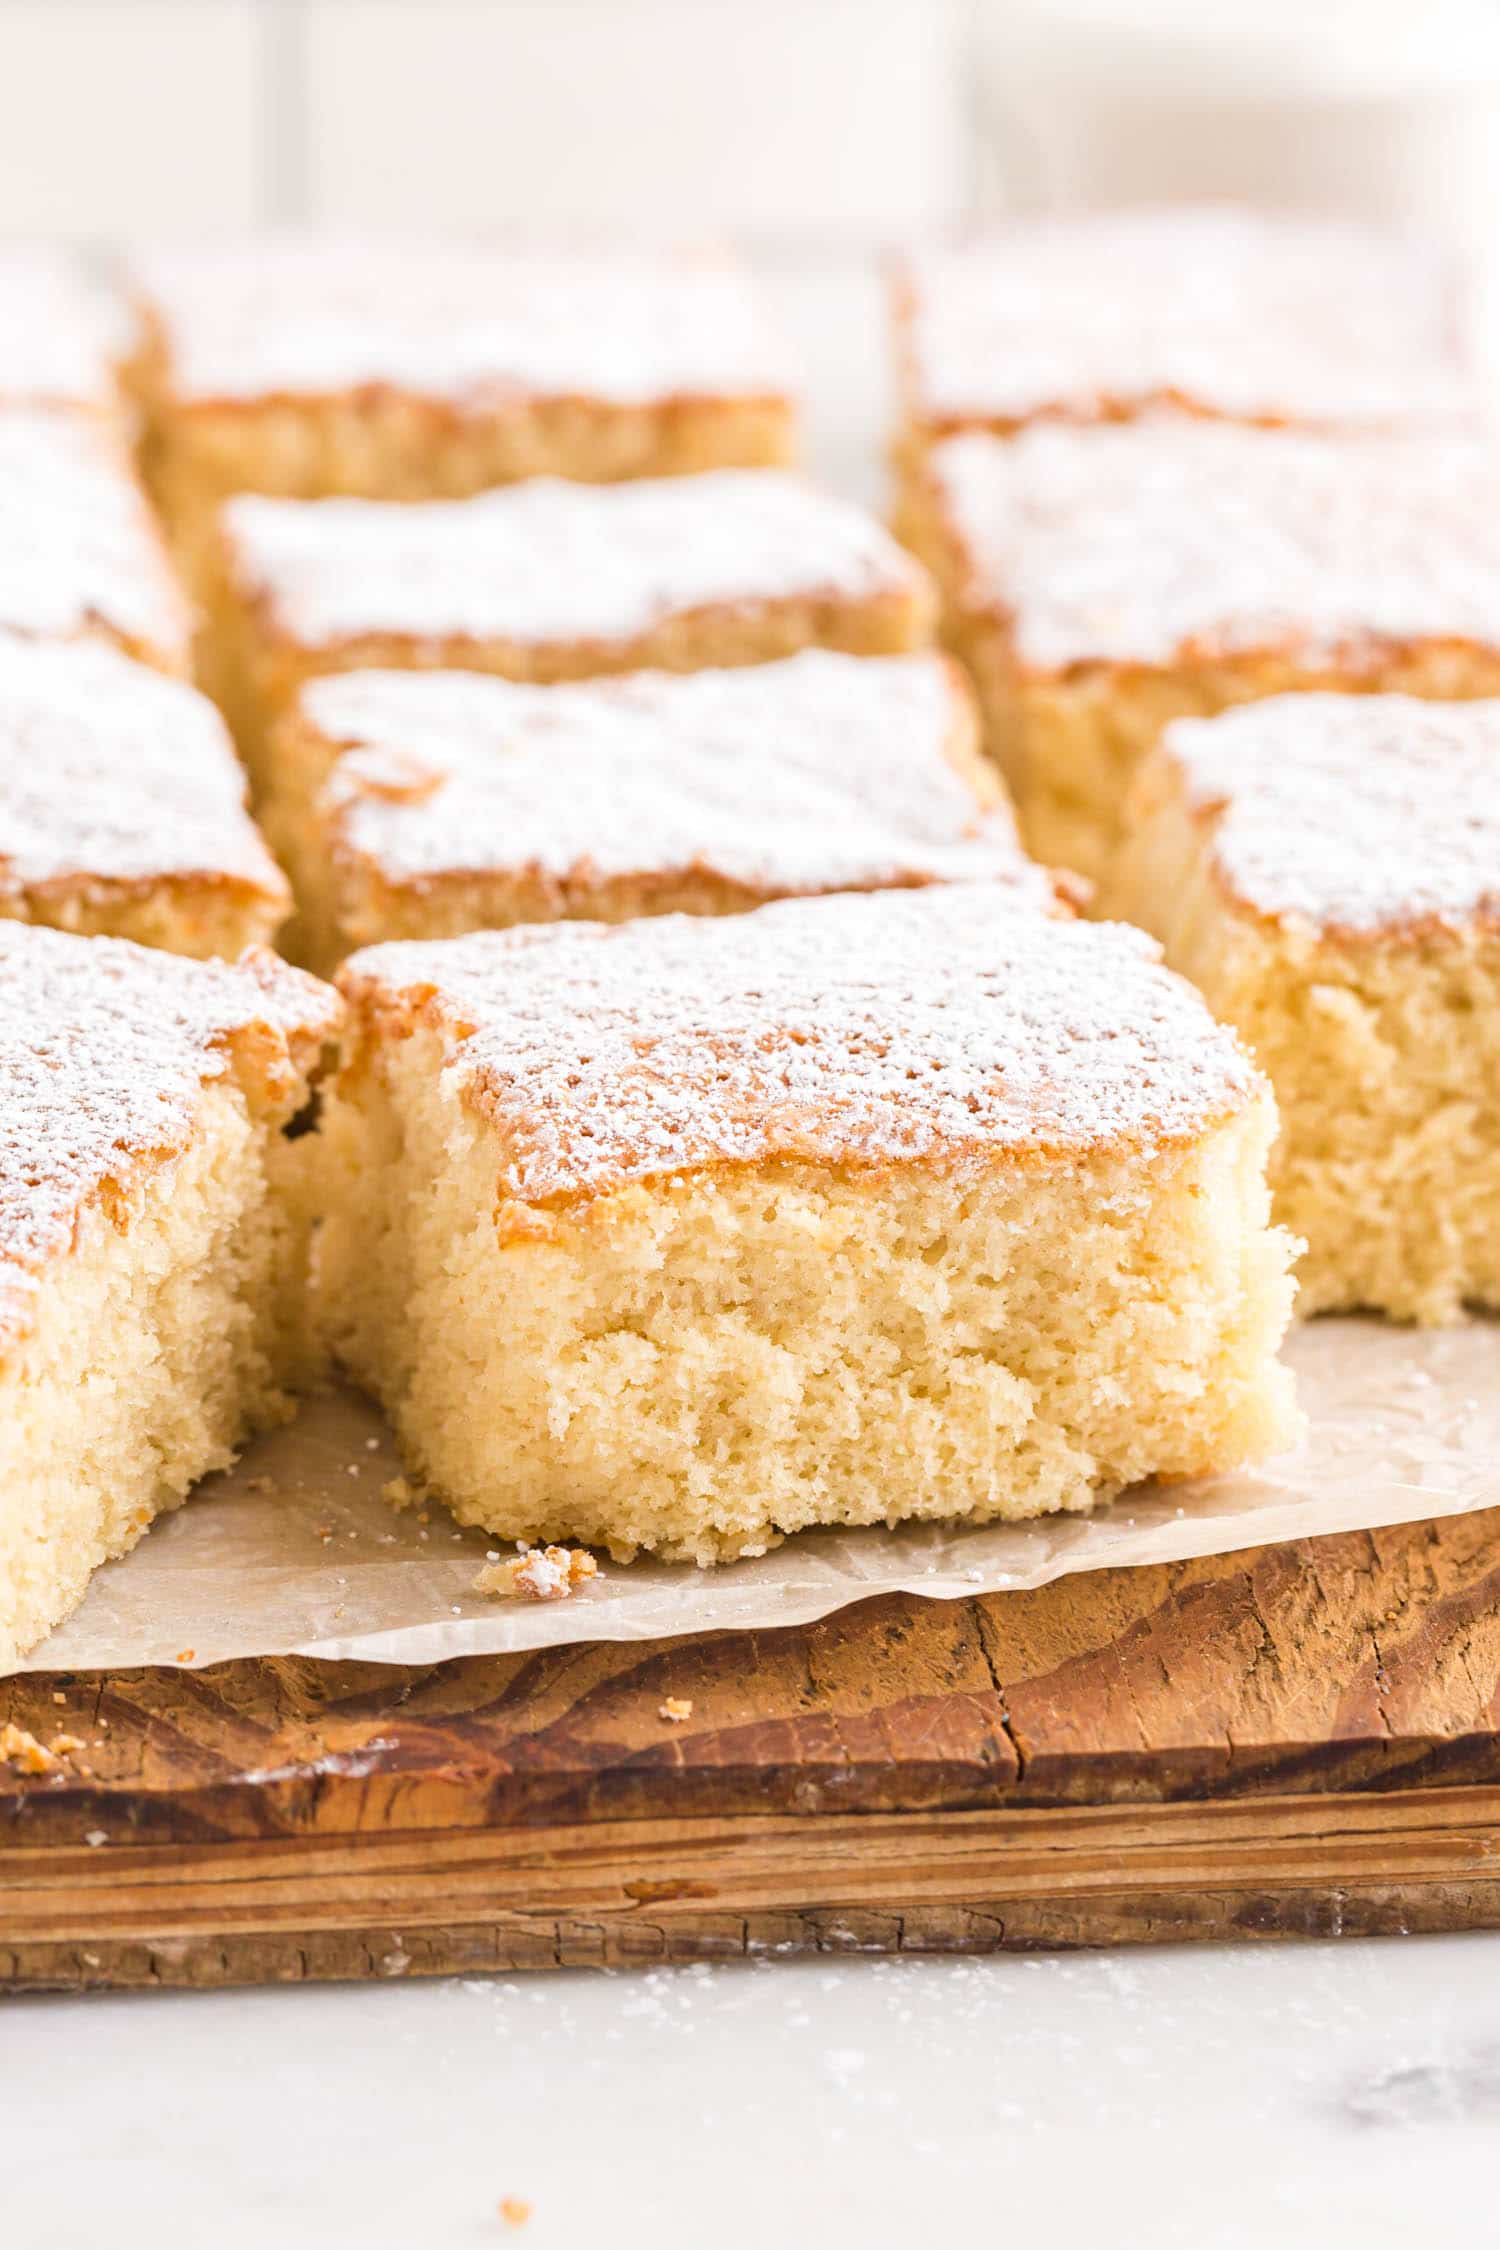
[929, 421, 1500, 673]
[1163, 693, 1500, 935]
[339, 886, 1256, 1206]
[225, 471, 924, 650]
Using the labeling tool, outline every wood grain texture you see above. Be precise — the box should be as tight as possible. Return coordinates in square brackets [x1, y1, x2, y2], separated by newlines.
[6, 1508, 1500, 1989]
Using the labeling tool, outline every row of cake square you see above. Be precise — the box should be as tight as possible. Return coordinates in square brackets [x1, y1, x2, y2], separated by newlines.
[4, 224, 1500, 1342]
[12, 204, 1500, 1669]
[891, 208, 1500, 1331]
[0, 246, 960, 962]
[0, 230, 1310, 1667]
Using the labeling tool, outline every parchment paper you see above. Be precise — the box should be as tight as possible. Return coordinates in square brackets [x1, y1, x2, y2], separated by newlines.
[16, 1316, 1499, 1673]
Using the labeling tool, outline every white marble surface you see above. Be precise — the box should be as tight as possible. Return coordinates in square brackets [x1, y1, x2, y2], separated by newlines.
[7, 1935, 1500, 2246]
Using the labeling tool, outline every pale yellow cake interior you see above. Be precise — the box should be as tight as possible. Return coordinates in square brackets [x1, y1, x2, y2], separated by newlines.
[1104, 759, 1500, 1322]
[0, 1080, 319, 1668]
[898, 470, 1500, 885]
[314, 1020, 1297, 1563]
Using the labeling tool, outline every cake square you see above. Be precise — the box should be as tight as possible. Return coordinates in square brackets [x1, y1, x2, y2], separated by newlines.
[1103, 693, 1500, 1322]
[127, 240, 797, 557]
[208, 469, 936, 794]
[0, 250, 124, 423]
[0, 408, 194, 674]
[892, 208, 1471, 469]
[0, 925, 340, 1666]
[903, 419, 1500, 881]
[0, 635, 288, 958]
[316, 888, 1298, 1563]
[270, 650, 1059, 968]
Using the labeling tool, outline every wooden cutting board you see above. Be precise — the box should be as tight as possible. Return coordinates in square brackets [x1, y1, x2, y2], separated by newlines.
[5, 1505, 1500, 1991]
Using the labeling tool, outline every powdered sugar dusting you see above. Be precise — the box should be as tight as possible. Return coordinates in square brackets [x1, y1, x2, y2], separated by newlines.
[0, 635, 285, 902]
[0, 409, 193, 662]
[225, 472, 924, 652]
[1163, 693, 1500, 936]
[900, 208, 1471, 431]
[0, 927, 337, 1351]
[135, 240, 792, 407]
[306, 652, 1036, 897]
[930, 422, 1500, 673]
[0, 252, 123, 414]
[340, 888, 1255, 1206]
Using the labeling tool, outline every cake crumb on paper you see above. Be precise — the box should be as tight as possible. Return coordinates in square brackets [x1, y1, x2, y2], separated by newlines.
[49, 1733, 85, 1758]
[0, 1723, 59, 1775]
[498, 2198, 531, 2229]
[175, 1648, 195, 1665]
[659, 1697, 693, 1723]
[473, 1545, 599, 1602]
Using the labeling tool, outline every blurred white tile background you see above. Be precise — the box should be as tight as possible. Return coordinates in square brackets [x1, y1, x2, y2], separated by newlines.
[5, 0, 1500, 250]
[0, 0, 974, 244]
[2, 0, 1500, 484]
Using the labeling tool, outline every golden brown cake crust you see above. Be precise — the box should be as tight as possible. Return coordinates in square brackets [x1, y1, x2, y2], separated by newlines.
[1151, 694, 1500, 943]
[286, 651, 1057, 959]
[127, 242, 797, 522]
[892, 209, 1472, 449]
[1106, 704, 1500, 1324]
[336, 887, 1258, 1221]
[0, 409, 195, 672]
[0, 635, 288, 949]
[913, 421, 1500, 679]
[0, 925, 339, 1359]
[220, 471, 934, 665]
[902, 421, 1500, 881]
[130, 241, 792, 413]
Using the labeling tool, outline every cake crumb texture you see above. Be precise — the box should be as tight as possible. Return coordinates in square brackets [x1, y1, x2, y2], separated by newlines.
[318, 889, 1297, 1562]
[0, 1720, 58, 1773]
[0, 926, 341, 1665]
[474, 1546, 600, 1602]
[1105, 696, 1500, 1320]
